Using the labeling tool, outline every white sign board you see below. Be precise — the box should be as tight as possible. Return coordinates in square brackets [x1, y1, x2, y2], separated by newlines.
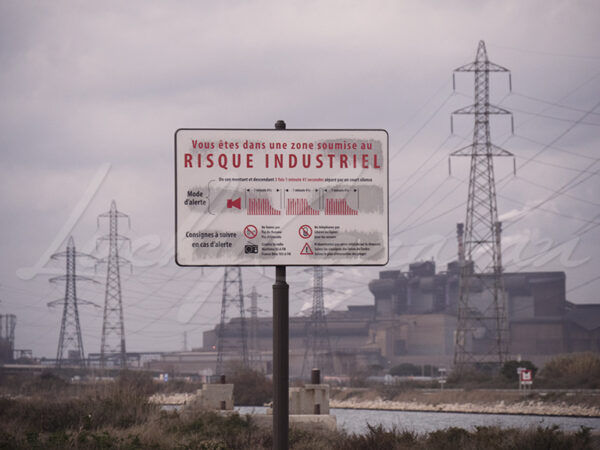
[520, 369, 533, 385]
[175, 129, 388, 266]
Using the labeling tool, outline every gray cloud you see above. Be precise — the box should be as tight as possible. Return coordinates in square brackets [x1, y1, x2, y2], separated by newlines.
[0, 0, 598, 357]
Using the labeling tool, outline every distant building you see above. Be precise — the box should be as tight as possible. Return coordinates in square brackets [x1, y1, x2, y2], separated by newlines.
[368, 261, 577, 367]
[0, 314, 16, 363]
[151, 261, 599, 375]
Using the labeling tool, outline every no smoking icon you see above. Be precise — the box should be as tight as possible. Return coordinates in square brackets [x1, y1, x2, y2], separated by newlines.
[244, 225, 258, 239]
[298, 225, 312, 239]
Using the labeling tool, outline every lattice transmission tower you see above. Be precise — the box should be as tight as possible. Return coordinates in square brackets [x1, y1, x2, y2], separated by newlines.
[450, 40, 514, 368]
[301, 266, 333, 379]
[97, 200, 130, 368]
[247, 286, 266, 371]
[48, 236, 98, 368]
[216, 267, 248, 375]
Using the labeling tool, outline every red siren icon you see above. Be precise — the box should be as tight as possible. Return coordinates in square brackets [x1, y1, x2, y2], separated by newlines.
[227, 197, 241, 209]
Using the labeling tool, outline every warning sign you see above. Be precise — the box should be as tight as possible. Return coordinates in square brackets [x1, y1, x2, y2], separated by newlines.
[175, 129, 389, 266]
[520, 369, 533, 385]
[300, 243, 314, 255]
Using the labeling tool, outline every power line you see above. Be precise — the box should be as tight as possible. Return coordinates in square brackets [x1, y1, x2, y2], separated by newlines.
[390, 91, 456, 163]
[567, 275, 600, 293]
[487, 42, 600, 61]
[511, 91, 600, 116]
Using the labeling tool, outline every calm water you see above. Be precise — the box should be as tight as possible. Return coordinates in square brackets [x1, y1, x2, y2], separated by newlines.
[235, 406, 600, 434]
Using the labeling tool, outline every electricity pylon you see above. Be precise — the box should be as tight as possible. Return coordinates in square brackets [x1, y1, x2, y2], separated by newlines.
[97, 200, 130, 368]
[301, 266, 334, 378]
[247, 286, 266, 371]
[451, 40, 513, 368]
[48, 236, 98, 368]
[216, 267, 248, 375]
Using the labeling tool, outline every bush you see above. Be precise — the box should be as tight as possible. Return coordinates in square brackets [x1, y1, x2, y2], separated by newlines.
[537, 353, 600, 389]
[501, 360, 538, 383]
[226, 363, 272, 406]
[0, 371, 158, 434]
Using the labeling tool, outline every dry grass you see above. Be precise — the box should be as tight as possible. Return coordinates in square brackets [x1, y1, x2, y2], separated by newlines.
[1, 370, 598, 449]
[537, 353, 600, 389]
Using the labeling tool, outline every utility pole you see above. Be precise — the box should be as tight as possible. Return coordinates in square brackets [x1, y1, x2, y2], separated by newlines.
[97, 200, 130, 369]
[451, 41, 513, 368]
[48, 236, 98, 368]
[216, 267, 248, 375]
[301, 266, 334, 378]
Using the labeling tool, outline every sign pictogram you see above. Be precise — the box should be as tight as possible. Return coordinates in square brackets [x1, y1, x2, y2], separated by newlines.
[227, 198, 241, 209]
[245, 244, 258, 254]
[244, 225, 258, 239]
[300, 243, 313, 255]
[298, 225, 313, 239]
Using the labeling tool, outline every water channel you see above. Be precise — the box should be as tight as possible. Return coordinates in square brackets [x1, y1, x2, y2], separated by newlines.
[235, 406, 600, 434]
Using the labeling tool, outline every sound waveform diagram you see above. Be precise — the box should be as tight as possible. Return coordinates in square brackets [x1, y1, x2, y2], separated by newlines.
[325, 198, 358, 215]
[286, 198, 320, 216]
[248, 198, 281, 215]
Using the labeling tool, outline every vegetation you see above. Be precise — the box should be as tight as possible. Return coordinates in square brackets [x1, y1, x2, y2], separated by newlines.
[0, 370, 597, 449]
[227, 363, 272, 406]
[0, 400, 595, 450]
[536, 352, 600, 389]
[500, 360, 538, 382]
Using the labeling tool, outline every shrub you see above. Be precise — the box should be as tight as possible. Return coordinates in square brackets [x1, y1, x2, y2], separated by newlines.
[501, 360, 538, 383]
[226, 363, 272, 406]
[538, 353, 600, 389]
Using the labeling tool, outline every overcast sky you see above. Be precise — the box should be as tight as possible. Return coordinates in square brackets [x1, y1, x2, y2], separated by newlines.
[1, 1, 599, 358]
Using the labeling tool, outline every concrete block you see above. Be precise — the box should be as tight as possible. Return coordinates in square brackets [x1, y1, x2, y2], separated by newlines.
[289, 384, 330, 415]
[193, 383, 234, 410]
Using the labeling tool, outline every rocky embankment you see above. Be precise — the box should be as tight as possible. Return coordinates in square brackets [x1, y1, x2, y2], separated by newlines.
[330, 398, 600, 417]
[149, 392, 196, 405]
[330, 389, 600, 417]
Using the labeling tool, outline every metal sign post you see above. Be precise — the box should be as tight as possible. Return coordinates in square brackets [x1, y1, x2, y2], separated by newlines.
[273, 264, 288, 449]
[272, 120, 288, 450]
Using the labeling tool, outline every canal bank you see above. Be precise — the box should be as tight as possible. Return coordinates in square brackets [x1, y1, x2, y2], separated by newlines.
[329, 388, 600, 417]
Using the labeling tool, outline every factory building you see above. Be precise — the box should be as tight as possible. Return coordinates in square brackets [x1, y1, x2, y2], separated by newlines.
[0, 314, 16, 363]
[367, 261, 576, 367]
[151, 262, 599, 376]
